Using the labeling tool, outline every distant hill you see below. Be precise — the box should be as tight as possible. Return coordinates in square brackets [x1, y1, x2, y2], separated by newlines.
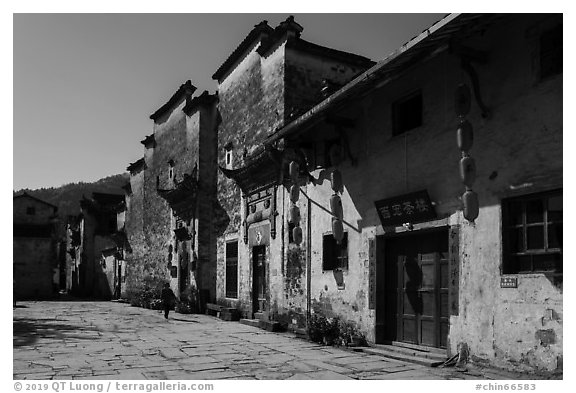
[14, 173, 130, 221]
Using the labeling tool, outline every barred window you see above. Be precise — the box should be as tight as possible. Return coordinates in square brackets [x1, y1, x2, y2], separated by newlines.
[322, 232, 348, 270]
[502, 190, 562, 274]
[225, 241, 238, 298]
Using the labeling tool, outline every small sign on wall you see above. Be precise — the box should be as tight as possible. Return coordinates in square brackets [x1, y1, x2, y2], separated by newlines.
[501, 276, 518, 288]
[374, 190, 436, 227]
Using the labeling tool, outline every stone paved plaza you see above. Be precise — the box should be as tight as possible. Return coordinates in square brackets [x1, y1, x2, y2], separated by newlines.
[13, 301, 539, 380]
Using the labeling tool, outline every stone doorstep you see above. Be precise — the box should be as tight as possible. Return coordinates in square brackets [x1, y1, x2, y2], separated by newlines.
[239, 318, 260, 328]
[258, 320, 283, 332]
[362, 345, 446, 367]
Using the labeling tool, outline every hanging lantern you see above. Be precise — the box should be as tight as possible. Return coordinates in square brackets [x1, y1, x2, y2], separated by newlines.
[289, 161, 299, 182]
[290, 184, 300, 203]
[289, 204, 300, 224]
[331, 169, 342, 193]
[459, 156, 477, 188]
[462, 190, 479, 222]
[457, 120, 474, 152]
[332, 217, 344, 244]
[455, 83, 471, 117]
[330, 194, 343, 219]
[328, 144, 343, 166]
[292, 225, 303, 245]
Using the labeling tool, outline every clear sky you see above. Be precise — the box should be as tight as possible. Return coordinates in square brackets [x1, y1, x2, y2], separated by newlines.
[13, 12, 446, 191]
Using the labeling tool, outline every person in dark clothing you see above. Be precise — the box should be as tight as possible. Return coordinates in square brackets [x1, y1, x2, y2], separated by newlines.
[161, 283, 176, 319]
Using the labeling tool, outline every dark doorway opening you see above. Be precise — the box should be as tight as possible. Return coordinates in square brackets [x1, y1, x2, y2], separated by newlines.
[252, 245, 266, 316]
[376, 228, 449, 348]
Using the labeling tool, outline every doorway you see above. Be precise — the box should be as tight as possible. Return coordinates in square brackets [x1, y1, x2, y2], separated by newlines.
[377, 229, 449, 348]
[252, 245, 267, 316]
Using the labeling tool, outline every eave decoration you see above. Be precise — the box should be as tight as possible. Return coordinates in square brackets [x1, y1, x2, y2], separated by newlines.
[157, 169, 198, 220]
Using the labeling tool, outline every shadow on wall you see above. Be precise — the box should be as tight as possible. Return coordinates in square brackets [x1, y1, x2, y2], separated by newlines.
[212, 199, 231, 238]
[13, 318, 100, 348]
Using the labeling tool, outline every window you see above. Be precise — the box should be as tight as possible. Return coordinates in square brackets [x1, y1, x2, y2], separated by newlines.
[26, 206, 35, 215]
[392, 90, 423, 136]
[168, 160, 175, 183]
[502, 190, 562, 274]
[322, 232, 348, 270]
[540, 24, 562, 79]
[225, 241, 238, 298]
[224, 142, 233, 170]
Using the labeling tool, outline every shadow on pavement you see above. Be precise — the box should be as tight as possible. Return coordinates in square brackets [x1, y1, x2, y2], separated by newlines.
[170, 317, 199, 323]
[13, 318, 100, 348]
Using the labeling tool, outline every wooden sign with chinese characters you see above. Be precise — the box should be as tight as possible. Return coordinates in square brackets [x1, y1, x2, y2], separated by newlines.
[374, 190, 437, 227]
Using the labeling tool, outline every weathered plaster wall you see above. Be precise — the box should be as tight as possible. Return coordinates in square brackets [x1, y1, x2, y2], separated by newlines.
[141, 99, 202, 295]
[92, 235, 117, 299]
[214, 37, 372, 319]
[215, 40, 286, 309]
[195, 103, 219, 303]
[13, 238, 54, 299]
[293, 14, 562, 372]
[124, 167, 145, 297]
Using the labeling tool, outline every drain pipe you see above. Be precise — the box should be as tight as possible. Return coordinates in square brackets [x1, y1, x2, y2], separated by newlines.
[306, 188, 312, 329]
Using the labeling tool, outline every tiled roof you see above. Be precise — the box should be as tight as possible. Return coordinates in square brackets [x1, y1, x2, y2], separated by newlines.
[183, 91, 218, 116]
[265, 13, 502, 144]
[149, 80, 197, 121]
[212, 20, 274, 81]
[13, 192, 58, 210]
[126, 158, 146, 173]
[219, 146, 283, 193]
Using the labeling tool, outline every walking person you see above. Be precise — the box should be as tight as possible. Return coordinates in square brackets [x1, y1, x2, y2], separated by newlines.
[161, 283, 176, 320]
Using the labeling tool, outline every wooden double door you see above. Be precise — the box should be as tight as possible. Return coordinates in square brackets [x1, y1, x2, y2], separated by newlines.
[380, 230, 449, 348]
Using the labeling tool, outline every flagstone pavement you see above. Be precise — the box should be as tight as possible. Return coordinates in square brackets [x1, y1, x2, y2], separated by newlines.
[13, 301, 547, 380]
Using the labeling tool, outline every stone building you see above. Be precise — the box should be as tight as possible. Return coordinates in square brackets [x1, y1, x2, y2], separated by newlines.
[119, 13, 561, 373]
[65, 192, 126, 299]
[13, 193, 59, 299]
[123, 81, 219, 306]
[214, 16, 375, 323]
[226, 13, 561, 372]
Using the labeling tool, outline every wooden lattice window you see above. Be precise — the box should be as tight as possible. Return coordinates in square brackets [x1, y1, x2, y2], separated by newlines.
[502, 190, 562, 274]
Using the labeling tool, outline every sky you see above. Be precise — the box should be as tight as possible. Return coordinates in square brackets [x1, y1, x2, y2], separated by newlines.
[12, 12, 449, 191]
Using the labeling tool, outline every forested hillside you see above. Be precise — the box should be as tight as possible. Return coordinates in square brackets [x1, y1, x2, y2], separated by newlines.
[14, 173, 129, 220]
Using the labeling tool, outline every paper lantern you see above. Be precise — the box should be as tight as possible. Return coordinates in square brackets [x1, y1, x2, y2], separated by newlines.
[292, 225, 303, 245]
[463, 190, 479, 222]
[290, 184, 300, 203]
[331, 169, 342, 193]
[332, 217, 344, 244]
[289, 161, 299, 182]
[289, 204, 300, 224]
[459, 156, 477, 188]
[457, 120, 473, 152]
[330, 194, 343, 219]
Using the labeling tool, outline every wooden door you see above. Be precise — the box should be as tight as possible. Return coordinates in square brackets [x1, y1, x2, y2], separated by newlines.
[252, 245, 266, 314]
[382, 230, 448, 348]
